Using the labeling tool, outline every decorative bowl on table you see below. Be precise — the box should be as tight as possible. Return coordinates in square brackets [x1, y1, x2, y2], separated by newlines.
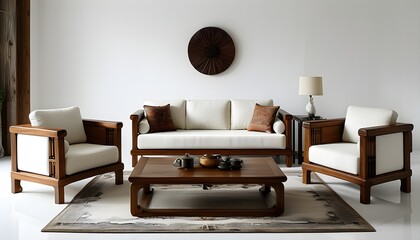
[199, 154, 221, 168]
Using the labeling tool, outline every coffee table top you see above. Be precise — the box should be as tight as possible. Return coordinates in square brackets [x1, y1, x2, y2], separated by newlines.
[129, 157, 287, 185]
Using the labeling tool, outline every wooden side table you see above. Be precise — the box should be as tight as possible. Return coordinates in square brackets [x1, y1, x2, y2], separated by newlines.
[292, 115, 324, 164]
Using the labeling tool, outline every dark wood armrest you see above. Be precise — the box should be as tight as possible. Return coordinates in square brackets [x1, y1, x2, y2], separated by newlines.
[130, 109, 145, 122]
[83, 119, 123, 146]
[358, 123, 414, 137]
[9, 125, 67, 138]
[303, 118, 345, 146]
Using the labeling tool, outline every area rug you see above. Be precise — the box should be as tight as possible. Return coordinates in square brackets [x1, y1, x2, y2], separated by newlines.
[42, 170, 374, 233]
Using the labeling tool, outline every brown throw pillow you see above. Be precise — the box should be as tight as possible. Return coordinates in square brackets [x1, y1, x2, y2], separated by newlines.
[247, 104, 280, 133]
[143, 104, 176, 133]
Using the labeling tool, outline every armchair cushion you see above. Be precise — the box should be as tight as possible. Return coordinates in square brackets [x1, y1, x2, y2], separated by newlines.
[342, 105, 397, 143]
[65, 143, 119, 175]
[309, 143, 359, 175]
[29, 106, 87, 144]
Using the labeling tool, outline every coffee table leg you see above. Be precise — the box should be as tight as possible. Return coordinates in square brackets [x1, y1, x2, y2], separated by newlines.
[259, 184, 271, 194]
[271, 183, 285, 215]
[130, 184, 142, 216]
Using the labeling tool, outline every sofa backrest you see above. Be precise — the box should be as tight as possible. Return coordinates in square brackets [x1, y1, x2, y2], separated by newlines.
[230, 99, 274, 130]
[342, 105, 398, 143]
[144, 100, 186, 129]
[142, 99, 276, 131]
[185, 100, 231, 130]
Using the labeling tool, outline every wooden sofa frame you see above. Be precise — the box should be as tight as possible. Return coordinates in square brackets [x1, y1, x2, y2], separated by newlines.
[10, 120, 124, 204]
[302, 118, 413, 204]
[130, 109, 294, 167]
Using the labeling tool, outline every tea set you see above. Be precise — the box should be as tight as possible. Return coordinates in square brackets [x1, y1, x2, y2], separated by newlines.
[173, 153, 243, 170]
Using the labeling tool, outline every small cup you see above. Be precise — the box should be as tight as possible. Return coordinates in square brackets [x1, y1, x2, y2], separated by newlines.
[173, 157, 194, 169]
[229, 158, 243, 169]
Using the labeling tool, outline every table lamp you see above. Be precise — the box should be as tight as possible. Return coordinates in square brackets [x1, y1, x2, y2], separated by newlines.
[299, 76, 323, 119]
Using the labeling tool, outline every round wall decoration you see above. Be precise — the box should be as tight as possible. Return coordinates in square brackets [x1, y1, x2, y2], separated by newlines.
[187, 27, 235, 75]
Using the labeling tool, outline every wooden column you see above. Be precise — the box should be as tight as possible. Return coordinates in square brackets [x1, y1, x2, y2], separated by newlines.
[0, 0, 30, 156]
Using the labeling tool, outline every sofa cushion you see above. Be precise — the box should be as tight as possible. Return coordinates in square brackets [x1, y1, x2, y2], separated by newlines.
[138, 130, 286, 149]
[143, 104, 176, 133]
[342, 105, 397, 143]
[231, 99, 273, 130]
[144, 100, 186, 129]
[309, 143, 359, 175]
[247, 104, 280, 133]
[29, 106, 87, 144]
[65, 143, 119, 175]
[186, 100, 231, 130]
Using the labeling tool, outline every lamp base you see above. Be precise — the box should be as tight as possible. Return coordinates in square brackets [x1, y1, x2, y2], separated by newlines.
[305, 95, 316, 118]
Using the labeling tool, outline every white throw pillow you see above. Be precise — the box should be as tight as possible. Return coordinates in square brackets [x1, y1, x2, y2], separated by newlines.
[273, 118, 285, 134]
[29, 106, 87, 144]
[138, 118, 150, 134]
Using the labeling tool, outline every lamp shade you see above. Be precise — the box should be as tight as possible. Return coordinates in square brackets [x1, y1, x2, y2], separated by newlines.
[299, 76, 323, 96]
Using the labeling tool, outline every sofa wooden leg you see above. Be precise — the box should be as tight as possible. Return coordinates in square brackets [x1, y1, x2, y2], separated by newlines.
[302, 169, 311, 184]
[360, 185, 371, 204]
[285, 155, 292, 167]
[115, 170, 124, 185]
[132, 155, 138, 167]
[11, 178, 23, 193]
[54, 186, 65, 204]
[400, 177, 411, 193]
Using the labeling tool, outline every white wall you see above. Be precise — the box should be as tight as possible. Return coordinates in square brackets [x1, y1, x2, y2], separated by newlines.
[31, 0, 420, 167]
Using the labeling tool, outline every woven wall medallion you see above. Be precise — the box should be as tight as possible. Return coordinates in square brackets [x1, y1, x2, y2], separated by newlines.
[188, 27, 235, 75]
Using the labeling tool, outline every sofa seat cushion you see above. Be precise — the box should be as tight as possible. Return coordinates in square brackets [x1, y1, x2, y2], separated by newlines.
[65, 143, 119, 175]
[138, 130, 286, 149]
[309, 143, 359, 175]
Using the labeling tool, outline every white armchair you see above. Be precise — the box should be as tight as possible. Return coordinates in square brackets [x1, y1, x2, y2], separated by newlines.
[10, 106, 124, 204]
[302, 105, 413, 204]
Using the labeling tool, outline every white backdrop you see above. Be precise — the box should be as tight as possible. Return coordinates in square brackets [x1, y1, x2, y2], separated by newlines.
[30, 0, 420, 167]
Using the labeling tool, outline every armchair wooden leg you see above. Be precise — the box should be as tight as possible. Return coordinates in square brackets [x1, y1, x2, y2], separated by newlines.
[54, 186, 65, 204]
[12, 178, 23, 193]
[400, 177, 411, 193]
[302, 169, 311, 184]
[115, 170, 124, 185]
[360, 185, 371, 204]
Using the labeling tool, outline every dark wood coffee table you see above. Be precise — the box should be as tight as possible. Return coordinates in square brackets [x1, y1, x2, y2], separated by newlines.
[129, 157, 287, 217]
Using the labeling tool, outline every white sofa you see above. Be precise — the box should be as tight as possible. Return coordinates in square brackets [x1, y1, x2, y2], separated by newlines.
[130, 99, 293, 167]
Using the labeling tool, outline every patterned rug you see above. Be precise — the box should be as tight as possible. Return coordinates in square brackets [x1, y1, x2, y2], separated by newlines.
[42, 170, 374, 233]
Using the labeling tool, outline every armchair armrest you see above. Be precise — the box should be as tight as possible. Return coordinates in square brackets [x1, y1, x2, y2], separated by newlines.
[303, 118, 345, 146]
[358, 123, 413, 178]
[83, 119, 123, 146]
[10, 124, 67, 138]
[10, 124, 67, 178]
[358, 123, 414, 137]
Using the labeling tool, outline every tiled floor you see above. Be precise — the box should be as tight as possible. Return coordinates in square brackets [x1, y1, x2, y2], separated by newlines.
[1, 152, 419, 240]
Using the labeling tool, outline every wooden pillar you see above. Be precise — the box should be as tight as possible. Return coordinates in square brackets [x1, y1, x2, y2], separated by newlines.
[0, 0, 30, 156]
